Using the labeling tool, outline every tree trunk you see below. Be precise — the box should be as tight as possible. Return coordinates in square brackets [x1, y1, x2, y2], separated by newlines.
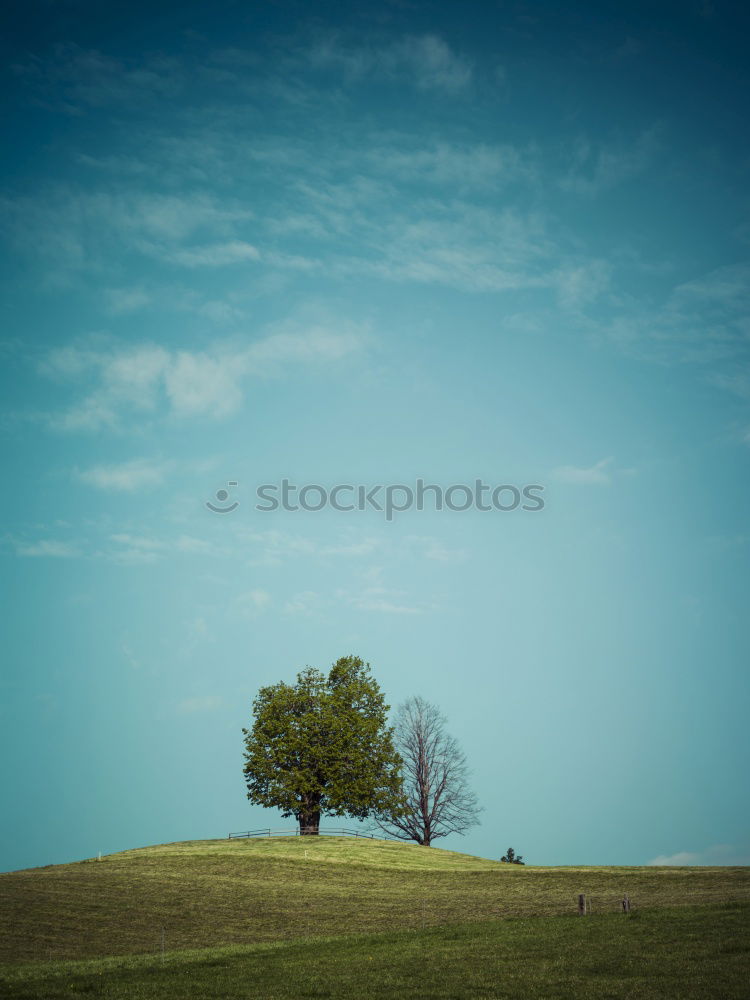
[298, 797, 321, 835]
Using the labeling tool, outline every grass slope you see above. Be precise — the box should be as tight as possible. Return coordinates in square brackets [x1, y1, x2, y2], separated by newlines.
[1, 836, 748, 964]
[2, 838, 749, 998]
[2, 906, 749, 999]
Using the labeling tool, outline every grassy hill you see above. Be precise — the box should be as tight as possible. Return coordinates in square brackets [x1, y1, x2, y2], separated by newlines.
[1, 836, 749, 998]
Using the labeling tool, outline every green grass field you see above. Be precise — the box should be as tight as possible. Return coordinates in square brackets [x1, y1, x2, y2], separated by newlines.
[1, 836, 749, 998]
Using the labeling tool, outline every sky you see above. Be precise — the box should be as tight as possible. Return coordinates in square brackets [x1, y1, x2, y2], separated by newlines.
[1, 0, 749, 873]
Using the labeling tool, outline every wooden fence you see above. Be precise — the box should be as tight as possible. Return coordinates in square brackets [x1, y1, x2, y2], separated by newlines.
[228, 826, 391, 840]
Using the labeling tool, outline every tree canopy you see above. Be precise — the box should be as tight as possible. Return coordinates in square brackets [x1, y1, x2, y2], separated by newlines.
[242, 655, 404, 834]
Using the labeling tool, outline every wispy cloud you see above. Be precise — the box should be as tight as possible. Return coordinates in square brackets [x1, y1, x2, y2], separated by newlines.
[264, 177, 562, 293]
[281, 563, 433, 618]
[235, 589, 272, 617]
[107, 533, 167, 565]
[243, 529, 380, 567]
[13, 43, 186, 113]
[78, 458, 168, 491]
[283, 590, 325, 616]
[104, 532, 220, 564]
[39, 320, 366, 430]
[15, 539, 80, 558]
[346, 586, 427, 615]
[14, 34, 472, 120]
[604, 261, 750, 370]
[561, 127, 661, 197]
[551, 457, 616, 485]
[0, 188, 255, 282]
[406, 535, 467, 563]
[175, 535, 216, 555]
[166, 240, 260, 268]
[341, 566, 433, 615]
[282, 583, 429, 617]
[305, 33, 473, 94]
[104, 287, 152, 314]
[1, 118, 607, 303]
[647, 844, 750, 866]
[364, 141, 530, 190]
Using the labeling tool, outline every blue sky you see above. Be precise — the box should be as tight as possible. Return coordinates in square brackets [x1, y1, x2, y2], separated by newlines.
[1, 0, 749, 873]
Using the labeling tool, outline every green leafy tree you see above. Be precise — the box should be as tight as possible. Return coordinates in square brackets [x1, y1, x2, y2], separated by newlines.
[501, 847, 524, 864]
[242, 655, 404, 835]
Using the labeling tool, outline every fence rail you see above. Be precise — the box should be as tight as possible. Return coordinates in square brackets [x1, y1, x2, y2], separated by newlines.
[228, 827, 387, 840]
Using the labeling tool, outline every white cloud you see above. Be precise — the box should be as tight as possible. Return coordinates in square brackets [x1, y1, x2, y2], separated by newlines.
[43, 127, 552, 299]
[17, 528, 221, 566]
[342, 568, 431, 615]
[296, 587, 426, 616]
[646, 851, 701, 866]
[15, 539, 80, 558]
[78, 458, 167, 491]
[235, 589, 272, 617]
[197, 300, 245, 323]
[647, 844, 750, 866]
[175, 535, 216, 555]
[561, 127, 661, 197]
[283, 590, 330, 617]
[104, 287, 152, 314]
[167, 240, 260, 268]
[603, 261, 750, 369]
[43, 341, 169, 430]
[281, 566, 432, 617]
[103, 531, 220, 564]
[245, 323, 367, 368]
[269, 178, 559, 293]
[551, 457, 615, 485]
[306, 33, 472, 94]
[283, 590, 325, 616]
[108, 533, 166, 564]
[0, 187, 255, 282]
[322, 538, 379, 557]
[41, 321, 366, 430]
[3, 119, 591, 304]
[366, 141, 529, 190]
[407, 535, 467, 563]
[243, 529, 379, 566]
[189, 616, 210, 638]
[385, 35, 473, 94]
[348, 588, 425, 614]
[120, 641, 141, 670]
[164, 350, 245, 418]
[14, 43, 185, 111]
[553, 261, 611, 308]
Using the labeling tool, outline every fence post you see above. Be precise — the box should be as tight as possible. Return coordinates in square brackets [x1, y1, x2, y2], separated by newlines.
[578, 893, 586, 916]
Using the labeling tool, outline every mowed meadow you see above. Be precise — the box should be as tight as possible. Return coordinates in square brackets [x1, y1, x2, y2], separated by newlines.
[1, 837, 749, 998]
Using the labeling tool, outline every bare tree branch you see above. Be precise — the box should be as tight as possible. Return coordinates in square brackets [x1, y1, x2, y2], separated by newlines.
[372, 696, 482, 846]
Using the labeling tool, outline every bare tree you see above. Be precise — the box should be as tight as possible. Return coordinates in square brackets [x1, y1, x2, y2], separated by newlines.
[374, 696, 481, 846]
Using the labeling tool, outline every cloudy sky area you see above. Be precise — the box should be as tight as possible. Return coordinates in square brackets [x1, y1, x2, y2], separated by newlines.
[1, 0, 749, 872]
